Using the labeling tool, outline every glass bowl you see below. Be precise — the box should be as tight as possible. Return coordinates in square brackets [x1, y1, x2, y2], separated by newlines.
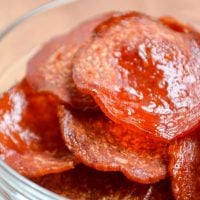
[0, 0, 200, 199]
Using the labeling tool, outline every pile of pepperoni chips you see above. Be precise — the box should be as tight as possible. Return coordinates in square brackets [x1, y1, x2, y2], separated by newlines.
[0, 11, 200, 200]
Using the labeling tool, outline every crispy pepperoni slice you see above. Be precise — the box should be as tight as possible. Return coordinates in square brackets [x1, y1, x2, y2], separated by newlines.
[0, 80, 77, 177]
[73, 11, 200, 141]
[58, 106, 168, 184]
[32, 164, 173, 200]
[26, 12, 114, 110]
[168, 131, 200, 200]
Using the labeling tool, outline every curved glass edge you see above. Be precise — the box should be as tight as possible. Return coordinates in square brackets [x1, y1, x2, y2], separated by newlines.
[0, 0, 78, 39]
[0, 159, 66, 200]
[0, 0, 80, 199]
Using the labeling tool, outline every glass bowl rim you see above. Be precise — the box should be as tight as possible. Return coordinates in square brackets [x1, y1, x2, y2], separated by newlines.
[0, 0, 79, 199]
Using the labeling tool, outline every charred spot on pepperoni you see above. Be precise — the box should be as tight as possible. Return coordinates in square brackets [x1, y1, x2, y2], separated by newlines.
[58, 106, 168, 184]
[73, 11, 200, 141]
[32, 164, 173, 200]
[26, 12, 115, 111]
[0, 80, 77, 177]
[168, 131, 200, 200]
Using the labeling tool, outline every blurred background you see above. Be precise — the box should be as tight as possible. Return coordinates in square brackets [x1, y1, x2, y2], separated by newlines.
[1, 0, 200, 32]
[0, 0, 50, 31]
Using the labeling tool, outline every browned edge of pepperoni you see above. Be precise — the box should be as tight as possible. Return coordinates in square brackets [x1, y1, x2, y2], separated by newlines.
[32, 164, 174, 200]
[58, 106, 168, 184]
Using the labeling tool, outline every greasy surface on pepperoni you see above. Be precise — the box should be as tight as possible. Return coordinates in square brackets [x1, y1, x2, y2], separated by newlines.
[32, 164, 174, 200]
[26, 12, 114, 110]
[168, 131, 200, 200]
[0, 80, 76, 177]
[58, 106, 168, 184]
[73, 11, 200, 141]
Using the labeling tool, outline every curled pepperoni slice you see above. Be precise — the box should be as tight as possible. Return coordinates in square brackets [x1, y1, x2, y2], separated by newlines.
[73, 11, 200, 141]
[58, 106, 168, 184]
[26, 12, 114, 110]
[32, 165, 173, 200]
[0, 80, 77, 177]
[168, 131, 200, 200]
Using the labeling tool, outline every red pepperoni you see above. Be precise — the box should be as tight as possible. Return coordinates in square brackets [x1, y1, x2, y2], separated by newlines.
[73, 11, 200, 141]
[168, 131, 200, 200]
[26, 12, 114, 110]
[58, 106, 168, 184]
[32, 165, 173, 200]
[0, 80, 77, 177]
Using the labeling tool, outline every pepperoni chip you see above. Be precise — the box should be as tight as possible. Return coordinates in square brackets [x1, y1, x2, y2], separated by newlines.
[26, 12, 114, 110]
[58, 106, 168, 184]
[33, 165, 173, 200]
[73, 11, 200, 141]
[0, 80, 77, 177]
[168, 131, 200, 200]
